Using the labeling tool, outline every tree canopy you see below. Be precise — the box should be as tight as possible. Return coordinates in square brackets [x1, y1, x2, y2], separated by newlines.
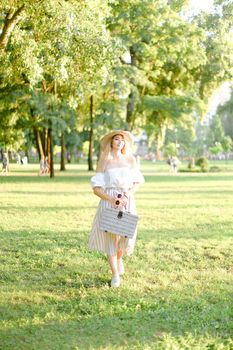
[0, 0, 233, 171]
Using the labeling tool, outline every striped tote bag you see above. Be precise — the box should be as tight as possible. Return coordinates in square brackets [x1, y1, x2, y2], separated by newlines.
[99, 208, 139, 239]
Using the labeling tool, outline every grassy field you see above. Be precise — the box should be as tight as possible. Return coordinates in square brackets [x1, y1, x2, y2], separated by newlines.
[0, 161, 233, 350]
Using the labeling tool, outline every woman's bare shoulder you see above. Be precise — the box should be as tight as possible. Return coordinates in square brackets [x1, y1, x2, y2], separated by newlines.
[126, 154, 137, 168]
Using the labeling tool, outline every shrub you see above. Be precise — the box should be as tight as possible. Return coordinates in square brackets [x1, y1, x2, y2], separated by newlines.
[187, 157, 195, 169]
[179, 168, 201, 173]
[209, 166, 222, 172]
[195, 157, 209, 172]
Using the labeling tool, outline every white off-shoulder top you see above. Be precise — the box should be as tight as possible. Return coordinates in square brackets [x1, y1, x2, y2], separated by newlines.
[91, 166, 144, 190]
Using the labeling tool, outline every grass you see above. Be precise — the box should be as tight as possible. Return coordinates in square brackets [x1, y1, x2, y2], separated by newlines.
[0, 161, 233, 350]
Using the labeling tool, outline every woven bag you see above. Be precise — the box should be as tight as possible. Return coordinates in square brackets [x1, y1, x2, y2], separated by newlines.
[99, 208, 139, 239]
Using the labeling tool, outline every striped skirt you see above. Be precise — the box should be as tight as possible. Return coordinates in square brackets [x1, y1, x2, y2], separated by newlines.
[88, 188, 137, 256]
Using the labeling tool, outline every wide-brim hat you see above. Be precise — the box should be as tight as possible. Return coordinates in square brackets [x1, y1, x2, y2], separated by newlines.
[100, 130, 134, 151]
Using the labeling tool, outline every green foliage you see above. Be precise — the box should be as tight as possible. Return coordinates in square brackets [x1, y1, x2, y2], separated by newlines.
[0, 0, 116, 162]
[143, 95, 199, 120]
[163, 142, 177, 157]
[217, 87, 233, 141]
[209, 166, 222, 173]
[1, 0, 233, 162]
[194, 6, 233, 101]
[221, 136, 233, 153]
[195, 156, 209, 172]
[207, 115, 225, 148]
[209, 143, 223, 156]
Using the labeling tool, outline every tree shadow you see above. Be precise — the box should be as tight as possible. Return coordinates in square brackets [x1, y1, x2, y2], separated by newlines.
[0, 225, 232, 349]
[0, 286, 232, 350]
[0, 174, 90, 184]
[0, 205, 95, 211]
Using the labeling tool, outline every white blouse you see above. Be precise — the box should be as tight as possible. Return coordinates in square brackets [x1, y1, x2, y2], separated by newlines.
[91, 166, 144, 189]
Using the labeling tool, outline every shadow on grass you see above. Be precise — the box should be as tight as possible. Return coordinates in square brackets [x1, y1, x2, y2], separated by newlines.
[7, 191, 89, 195]
[0, 174, 90, 184]
[1, 172, 233, 185]
[137, 224, 233, 240]
[0, 205, 95, 211]
[0, 288, 232, 350]
[143, 174, 233, 183]
[1, 223, 232, 349]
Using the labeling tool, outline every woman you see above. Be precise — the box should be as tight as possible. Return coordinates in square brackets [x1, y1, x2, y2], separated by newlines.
[88, 130, 144, 287]
[1, 153, 9, 176]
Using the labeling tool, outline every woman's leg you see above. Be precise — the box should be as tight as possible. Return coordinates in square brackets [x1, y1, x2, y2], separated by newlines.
[117, 250, 124, 275]
[117, 250, 123, 260]
[108, 255, 120, 287]
[108, 255, 118, 276]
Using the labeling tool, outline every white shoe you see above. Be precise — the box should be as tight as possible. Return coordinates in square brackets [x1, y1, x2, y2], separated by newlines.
[111, 274, 120, 288]
[117, 259, 125, 276]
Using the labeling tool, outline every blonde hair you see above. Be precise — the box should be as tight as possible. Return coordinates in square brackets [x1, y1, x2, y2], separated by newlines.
[96, 134, 132, 172]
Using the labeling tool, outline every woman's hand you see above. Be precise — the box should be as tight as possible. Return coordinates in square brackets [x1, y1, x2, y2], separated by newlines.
[115, 194, 128, 208]
[108, 192, 130, 208]
[120, 196, 128, 207]
[109, 196, 118, 207]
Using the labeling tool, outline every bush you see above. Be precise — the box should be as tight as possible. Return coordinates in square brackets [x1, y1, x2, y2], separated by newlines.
[195, 157, 209, 172]
[209, 166, 222, 172]
[179, 168, 201, 173]
[187, 157, 195, 169]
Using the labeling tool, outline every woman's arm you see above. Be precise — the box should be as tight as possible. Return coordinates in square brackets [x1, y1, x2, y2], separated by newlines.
[93, 187, 128, 208]
[93, 187, 116, 206]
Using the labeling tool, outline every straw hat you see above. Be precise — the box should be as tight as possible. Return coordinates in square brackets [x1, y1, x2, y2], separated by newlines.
[100, 130, 134, 150]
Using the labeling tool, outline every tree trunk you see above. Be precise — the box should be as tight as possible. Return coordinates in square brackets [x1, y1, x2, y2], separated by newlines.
[43, 128, 48, 157]
[33, 127, 44, 160]
[48, 126, 54, 178]
[156, 145, 161, 161]
[25, 149, 30, 163]
[155, 124, 167, 161]
[88, 95, 94, 171]
[60, 132, 66, 171]
[0, 5, 25, 50]
[126, 90, 136, 131]
[126, 48, 137, 131]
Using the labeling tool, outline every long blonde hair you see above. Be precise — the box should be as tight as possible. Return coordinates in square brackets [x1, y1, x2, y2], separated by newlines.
[96, 134, 132, 172]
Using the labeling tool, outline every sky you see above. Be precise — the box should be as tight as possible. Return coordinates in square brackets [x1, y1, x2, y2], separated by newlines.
[206, 83, 231, 119]
[189, 0, 214, 12]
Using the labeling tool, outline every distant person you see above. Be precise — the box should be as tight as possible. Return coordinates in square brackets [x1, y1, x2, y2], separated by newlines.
[21, 156, 28, 165]
[167, 156, 172, 169]
[39, 156, 49, 176]
[16, 154, 21, 164]
[1, 153, 9, 175]
[169, 156, 180, 174]
[67, 153, 71, 163]
[39, 156, 45, 175]
[44, 156, 49, 174]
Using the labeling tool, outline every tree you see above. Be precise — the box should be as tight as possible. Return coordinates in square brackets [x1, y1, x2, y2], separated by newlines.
[221, 136, 232, 160]
[0, 4, 25, 49]
[164, 115, 196, 157]
[217, 88, 233, 140]
[206, 115, 225, 148]
[108, 1, 207, 157]
[0, 0, 113, 174]
[107, 0, 233, 158]
[193, 2, 233, 101]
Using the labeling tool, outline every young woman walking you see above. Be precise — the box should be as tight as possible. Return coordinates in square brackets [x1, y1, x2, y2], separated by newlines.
[88, 130, 144, 287]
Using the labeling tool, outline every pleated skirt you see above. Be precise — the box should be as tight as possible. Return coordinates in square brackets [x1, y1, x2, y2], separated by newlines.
[88, 187, 137, 256]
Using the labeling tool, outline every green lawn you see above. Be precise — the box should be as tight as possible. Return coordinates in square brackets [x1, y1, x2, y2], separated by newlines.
[0, 162, 233, 350]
